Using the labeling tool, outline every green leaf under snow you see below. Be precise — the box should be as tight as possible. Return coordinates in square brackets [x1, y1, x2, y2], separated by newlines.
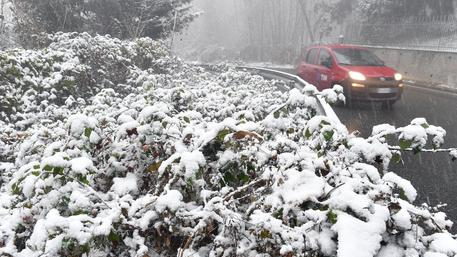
[320, 120, 330, 126]
[11, 183, 21, 195]
[273, 110, 280, 119]
[305, 128, 312, 139]
[392, 152, 402, 164]
[273, 208, 284, 219]
[52, 167, 64, 176]
[399, 139, 412, 150]
[223, 172, 236, 184]
[260, 229, 272, 239]
[108, 230, 121, 242]
[238, 172, 250, 183]
[323, 130, 334, 141]
[327, 210, 338, 224]
[399, 188, 408, 201]
[216, 128, 231, 142]
[84, 127, 93, 138]
[78, 175, 90, 185]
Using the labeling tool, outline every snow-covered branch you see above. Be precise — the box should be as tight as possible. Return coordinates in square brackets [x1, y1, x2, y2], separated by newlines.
[0, 33, 456, 257]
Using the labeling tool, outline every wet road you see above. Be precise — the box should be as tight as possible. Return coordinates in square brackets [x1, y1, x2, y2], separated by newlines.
[268, 66, 457, 228]
[335, 84, 457, 228]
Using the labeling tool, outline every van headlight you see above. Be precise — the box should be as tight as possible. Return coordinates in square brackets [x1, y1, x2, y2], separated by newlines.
[349, 71, 366, 81]
[394, 73, 403, 81]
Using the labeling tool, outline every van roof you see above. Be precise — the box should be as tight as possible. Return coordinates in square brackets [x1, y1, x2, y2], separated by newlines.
[308, 44, 366, 50]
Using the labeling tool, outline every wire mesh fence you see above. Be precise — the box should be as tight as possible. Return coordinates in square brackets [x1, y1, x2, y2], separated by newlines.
[344, 16, 457, 52]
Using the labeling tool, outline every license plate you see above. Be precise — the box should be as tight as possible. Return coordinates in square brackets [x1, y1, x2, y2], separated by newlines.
[374, 88, 396, 93]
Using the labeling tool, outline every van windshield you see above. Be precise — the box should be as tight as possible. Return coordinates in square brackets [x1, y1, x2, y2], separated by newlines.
[333, 48, 385, 66]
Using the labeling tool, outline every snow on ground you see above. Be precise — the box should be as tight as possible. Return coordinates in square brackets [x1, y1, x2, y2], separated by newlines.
[0, 33, 456, 257]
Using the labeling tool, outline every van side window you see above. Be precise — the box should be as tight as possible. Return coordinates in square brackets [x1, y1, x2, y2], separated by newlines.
[306, 48, 319, 64]
[318, 49, 333, 67]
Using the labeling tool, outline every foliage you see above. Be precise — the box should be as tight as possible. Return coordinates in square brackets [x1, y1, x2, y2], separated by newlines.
[86, 0, 196, 39]
[331, 0, 455, 22]
[0, 33, 457, 257]
[354, 0, 455, 20]
[0, 32, 172, 124]
[328, 0, 457, 47]
[10, 0, 196, 46]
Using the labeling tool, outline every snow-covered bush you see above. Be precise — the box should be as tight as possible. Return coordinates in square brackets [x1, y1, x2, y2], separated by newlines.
[1, 33, 457, 257]
[0, 32, 172, 124]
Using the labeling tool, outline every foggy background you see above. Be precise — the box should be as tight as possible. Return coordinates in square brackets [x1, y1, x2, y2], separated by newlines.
[175, 0, 457, 64]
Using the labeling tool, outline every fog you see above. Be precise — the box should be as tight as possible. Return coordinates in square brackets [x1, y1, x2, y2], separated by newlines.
[175, 0, 457, 64]
[175, 0, 345, 64]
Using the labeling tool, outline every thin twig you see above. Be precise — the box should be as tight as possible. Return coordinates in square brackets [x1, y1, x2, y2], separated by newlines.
[223, 178, 267, 202]
[319, 183, 345, 201]
[389, 145, 457, 153]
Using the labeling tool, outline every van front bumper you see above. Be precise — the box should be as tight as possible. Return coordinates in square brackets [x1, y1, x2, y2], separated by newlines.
[344, 79, 404, 101]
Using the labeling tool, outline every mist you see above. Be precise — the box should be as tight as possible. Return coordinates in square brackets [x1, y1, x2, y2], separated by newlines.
[175, 0, 457, 64]
[175, 0, 347, 64]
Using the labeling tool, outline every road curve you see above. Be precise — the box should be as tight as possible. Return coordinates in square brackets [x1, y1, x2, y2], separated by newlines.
[335, 84, 457, 229]
[275, 67, 457, 229]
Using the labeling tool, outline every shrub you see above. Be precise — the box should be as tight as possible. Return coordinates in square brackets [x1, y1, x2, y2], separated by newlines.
[0, 33, 456, 257]
[0, 32, 172, 124]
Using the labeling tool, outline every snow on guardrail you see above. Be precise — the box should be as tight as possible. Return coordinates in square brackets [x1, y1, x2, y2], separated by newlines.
[238, 66, 343, 126]
[192, 63, 343, 126]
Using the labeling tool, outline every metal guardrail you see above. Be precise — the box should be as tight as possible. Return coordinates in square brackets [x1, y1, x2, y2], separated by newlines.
[237, 66, 342, 125]
[352, 44, 457, 54]
[193, 63, 342, 125]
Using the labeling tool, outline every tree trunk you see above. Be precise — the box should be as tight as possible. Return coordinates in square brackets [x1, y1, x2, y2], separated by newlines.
[298, 0, 315, 43]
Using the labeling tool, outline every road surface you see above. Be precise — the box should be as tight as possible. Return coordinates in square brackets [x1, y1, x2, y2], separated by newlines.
[275, 66, 457, 229]
[335, 84, 457, 228]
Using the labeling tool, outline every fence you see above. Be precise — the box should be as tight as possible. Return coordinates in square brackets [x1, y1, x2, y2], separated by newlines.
[344, 16, 457, 52]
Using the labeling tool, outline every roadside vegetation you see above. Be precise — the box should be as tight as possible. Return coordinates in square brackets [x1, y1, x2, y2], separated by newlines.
[1, 33, 457, 257]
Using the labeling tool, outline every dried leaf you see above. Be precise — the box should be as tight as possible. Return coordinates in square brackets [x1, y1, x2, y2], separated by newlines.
[388, 202, 402, 215]
[232, 131, 262, 141]
[127, 127, 138, 137]
[146, 161, 162, 173]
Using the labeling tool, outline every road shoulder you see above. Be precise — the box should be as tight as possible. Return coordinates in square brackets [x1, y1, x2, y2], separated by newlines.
[404, 79, 457, 95]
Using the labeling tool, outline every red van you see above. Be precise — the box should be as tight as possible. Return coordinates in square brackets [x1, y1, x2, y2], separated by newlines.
[297, 44, 403, 106]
